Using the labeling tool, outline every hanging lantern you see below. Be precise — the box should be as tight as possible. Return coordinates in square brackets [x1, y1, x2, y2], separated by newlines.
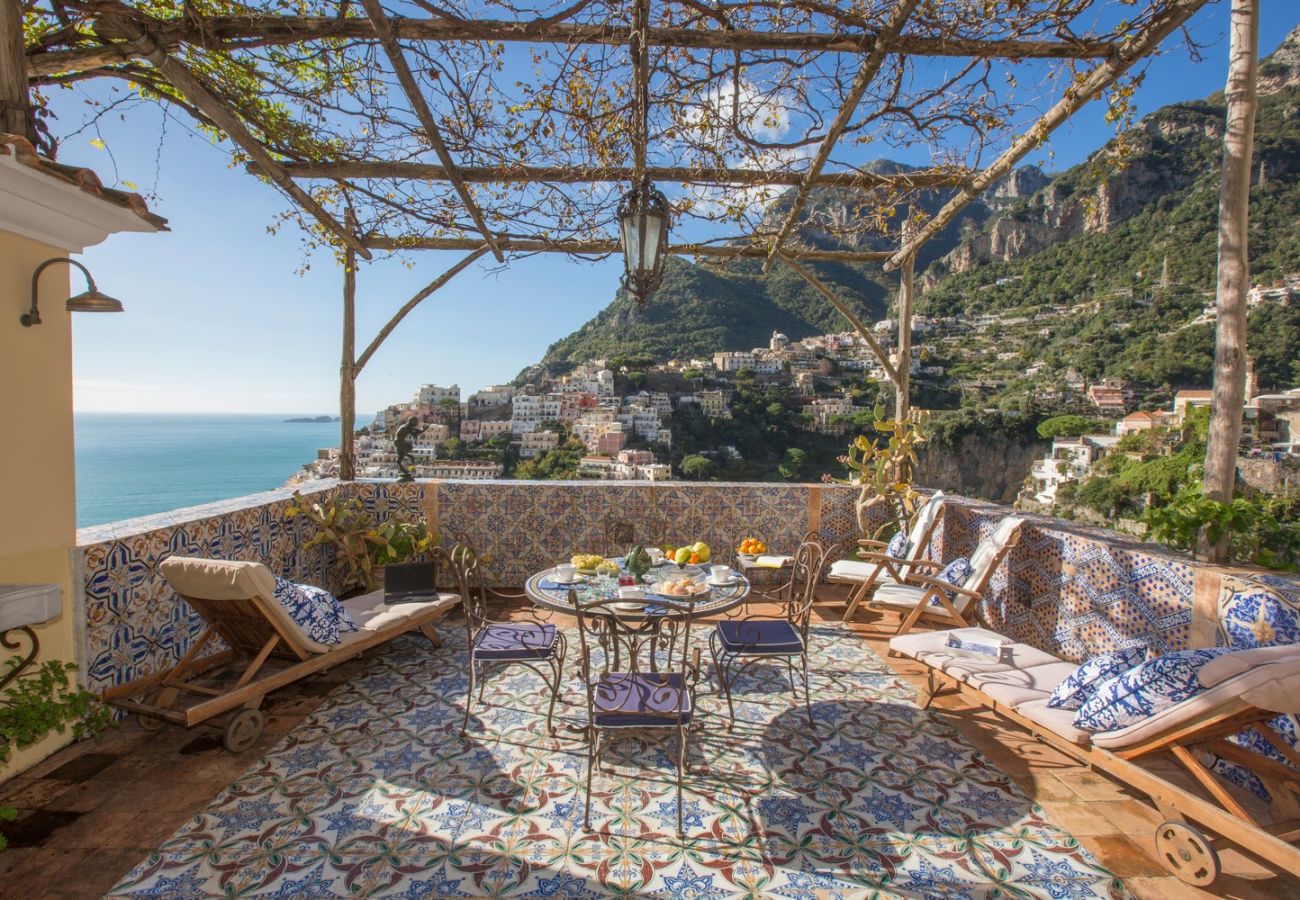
[618, 178, 671, 307]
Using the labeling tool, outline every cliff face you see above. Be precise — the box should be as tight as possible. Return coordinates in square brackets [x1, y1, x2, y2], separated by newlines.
[921, 25, 1300, 291]
[914, 431, 1046, 505]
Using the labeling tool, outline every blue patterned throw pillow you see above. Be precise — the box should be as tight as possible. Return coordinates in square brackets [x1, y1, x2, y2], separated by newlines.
[1047, 645, 1147, 711]
[1072, 647, 1237, 734]
[886, 530, 910, 559]
[927, 557, 972, 608]
[273, 576, 359, 645]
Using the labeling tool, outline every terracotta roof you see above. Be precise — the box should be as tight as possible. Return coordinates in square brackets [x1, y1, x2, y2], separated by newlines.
[0, 133, 168, 230]
[1174, 390, 1213, 400]
[1123, 411, 1165, 421]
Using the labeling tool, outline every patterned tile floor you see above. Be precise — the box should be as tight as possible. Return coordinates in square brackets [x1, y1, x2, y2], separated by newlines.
[2, 604, 1297, 898]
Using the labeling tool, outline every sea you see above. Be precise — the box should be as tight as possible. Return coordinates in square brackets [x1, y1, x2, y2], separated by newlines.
[74, 413, 355, 528]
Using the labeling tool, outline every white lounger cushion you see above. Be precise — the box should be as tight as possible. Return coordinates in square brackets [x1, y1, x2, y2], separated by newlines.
[1016, 698, 1092, 745]
[828, 559, 895, 582]
[340, 591, 459, 645]
[873, 582, 979, 615]
[1092, 656, 1300, 749]
[890, 628, 1063, 680]
[1198, 643, 1300, 687]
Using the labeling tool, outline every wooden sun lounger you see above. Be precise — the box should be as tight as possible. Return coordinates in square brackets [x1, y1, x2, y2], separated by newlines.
[891, 627, 1300, 886]
[103, 556, 458, 751]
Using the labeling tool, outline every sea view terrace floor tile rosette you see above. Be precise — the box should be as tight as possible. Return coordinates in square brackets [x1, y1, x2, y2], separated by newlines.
[106, 624, 1123, 898]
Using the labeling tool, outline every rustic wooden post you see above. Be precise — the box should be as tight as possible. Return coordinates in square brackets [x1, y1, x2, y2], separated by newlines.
[339, 211, 358, 482]
[1199, 0, 1259, 563]
[1, 0, 34, 141]
[896, 246, 915, 420]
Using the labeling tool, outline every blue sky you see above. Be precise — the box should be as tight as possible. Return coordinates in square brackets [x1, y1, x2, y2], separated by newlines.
[56, 4, 1297, 415]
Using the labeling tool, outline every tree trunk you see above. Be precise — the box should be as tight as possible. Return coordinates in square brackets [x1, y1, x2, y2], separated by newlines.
[1, 0, 34, 141]
[340, 237, 358, 481]
[1199, 0, 1258, 563]
[896, 251, 914, 420]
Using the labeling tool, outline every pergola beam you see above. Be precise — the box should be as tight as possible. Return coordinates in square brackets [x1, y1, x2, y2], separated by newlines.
[884, 0, 1209, 271]
[273, 160, 969, 189]
[27, 16, 1120, 80]
[764, 0, 921, 270]
[355, 245, 491, 372]
[91, 11, 372, 260]
[360, 0, 504, 262]
[366, 234, 893, 261]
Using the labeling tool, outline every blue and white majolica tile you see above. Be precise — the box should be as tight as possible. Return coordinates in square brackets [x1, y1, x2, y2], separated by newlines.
[107, 623, 1126, 898]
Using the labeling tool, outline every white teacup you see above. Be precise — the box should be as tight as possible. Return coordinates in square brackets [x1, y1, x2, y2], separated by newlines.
[554, 563, 577, 582]
[709, 565, 732, 584]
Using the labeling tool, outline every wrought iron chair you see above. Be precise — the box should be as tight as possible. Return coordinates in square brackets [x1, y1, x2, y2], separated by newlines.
[710, 538, 824, 731]
[570, 590, 699, 837]
[445, 543, 566, 736]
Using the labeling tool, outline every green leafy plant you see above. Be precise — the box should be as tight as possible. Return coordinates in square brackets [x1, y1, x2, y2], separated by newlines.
[285, 491, 436, 591]
[1142, 485, 1300, 571]
[829, 406, 930, 538]
[1, 657, 110, 849]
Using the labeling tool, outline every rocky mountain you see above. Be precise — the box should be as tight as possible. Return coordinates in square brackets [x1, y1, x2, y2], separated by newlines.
[922, 25, 1300, 290]
[524, 27, 1300, 391]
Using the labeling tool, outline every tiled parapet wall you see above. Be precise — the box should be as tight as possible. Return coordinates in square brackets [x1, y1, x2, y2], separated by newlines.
[348, 479, 870, 588]
[74, 481, 342, 695]
[73, 478, 1300, 693]
[934, 498, 1300, 662]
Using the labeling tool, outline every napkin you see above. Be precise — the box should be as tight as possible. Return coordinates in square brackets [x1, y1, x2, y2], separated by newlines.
[755, 554, 792, 568]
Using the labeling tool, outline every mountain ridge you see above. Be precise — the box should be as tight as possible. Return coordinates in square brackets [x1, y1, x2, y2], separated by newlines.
[522, 28, 1300, 393]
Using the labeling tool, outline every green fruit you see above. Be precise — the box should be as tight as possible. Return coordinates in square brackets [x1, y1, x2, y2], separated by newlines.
[693, 541, 711, 563]
[626, 545, 651, 578]
[674, 547, 692, 565]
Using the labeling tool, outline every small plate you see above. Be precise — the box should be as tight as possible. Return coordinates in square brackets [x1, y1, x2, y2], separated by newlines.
[612, 600, 644, 611]
[708, 575, 738, 586]
[548, 570, 584, 585]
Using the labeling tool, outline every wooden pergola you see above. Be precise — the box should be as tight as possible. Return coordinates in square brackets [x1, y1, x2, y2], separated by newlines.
[13, 0, 1212, 481]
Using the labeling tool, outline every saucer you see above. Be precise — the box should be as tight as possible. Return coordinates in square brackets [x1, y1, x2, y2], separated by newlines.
[708, 575, 738, 586]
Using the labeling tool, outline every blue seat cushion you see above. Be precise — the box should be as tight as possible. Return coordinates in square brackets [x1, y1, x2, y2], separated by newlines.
[472, 623, 557, 660]
[592, 672, 692, 727]
[716, 619, 804, 655]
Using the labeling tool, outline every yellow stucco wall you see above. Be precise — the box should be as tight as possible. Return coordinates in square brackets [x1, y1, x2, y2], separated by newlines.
[0, 229, 80, 781]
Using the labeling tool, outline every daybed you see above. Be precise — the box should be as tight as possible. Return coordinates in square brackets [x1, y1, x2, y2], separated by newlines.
[891, 626, 1300, 885]
[104, 556, 457, 751]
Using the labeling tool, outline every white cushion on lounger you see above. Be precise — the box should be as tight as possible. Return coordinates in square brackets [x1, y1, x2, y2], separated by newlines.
[942, 643, 1062, 682]
[1198, 643, 1300, 687]
[1016, 698, 1091, 745]
[340, 591, 459, 641]
[828, 559, 890, 582]
[889, 628, 1061, 682]
[1091, 658, 1300, 749]
[970, 662, 1080, 700]
[1239, 657, 1300, 713]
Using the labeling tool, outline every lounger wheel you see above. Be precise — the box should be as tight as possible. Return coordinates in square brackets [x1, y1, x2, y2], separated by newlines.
[223, 708, 266, 753]
[1155, 820, 1219, 886]
[137, 713, 165, 732]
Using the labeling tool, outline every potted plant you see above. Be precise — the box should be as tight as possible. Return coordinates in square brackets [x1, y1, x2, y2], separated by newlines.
[828, 405, 930, 540]
[285, 491, 436, 593]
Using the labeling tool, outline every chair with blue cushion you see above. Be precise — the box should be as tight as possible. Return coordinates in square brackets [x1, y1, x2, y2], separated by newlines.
[447, 543, 566, 736]
[570, 590, 699, 836]
[710, 539, 824, 731]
